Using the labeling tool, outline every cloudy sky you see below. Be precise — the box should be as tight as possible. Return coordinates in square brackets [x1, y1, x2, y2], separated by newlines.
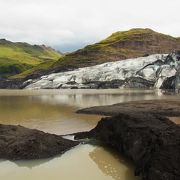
[0, 0, 179, 52]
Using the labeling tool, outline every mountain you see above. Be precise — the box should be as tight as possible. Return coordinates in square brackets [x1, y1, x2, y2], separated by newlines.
[52, 28, 180, 70]
[2, 28, 180, 82]
[0, 39, 62, 78]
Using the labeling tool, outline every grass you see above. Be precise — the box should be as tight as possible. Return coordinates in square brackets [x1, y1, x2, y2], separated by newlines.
[0, 46, 41, 65]
[0, 58, 33, 78]
[0, 40, 62, 78]
[10, 60, 55, 79]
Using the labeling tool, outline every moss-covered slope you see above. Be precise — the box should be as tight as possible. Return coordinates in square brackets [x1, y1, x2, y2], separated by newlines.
[0, 39, 62, 77]
[53, 28, 180, 70]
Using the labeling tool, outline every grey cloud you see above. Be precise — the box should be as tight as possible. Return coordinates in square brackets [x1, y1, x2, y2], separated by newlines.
[0, 0, 179, 52]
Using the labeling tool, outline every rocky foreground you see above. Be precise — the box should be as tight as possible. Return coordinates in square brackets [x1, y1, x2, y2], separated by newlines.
[0, 124, 79, 160]
[0, 99, 180, 180]
[75, 100, 180, 180]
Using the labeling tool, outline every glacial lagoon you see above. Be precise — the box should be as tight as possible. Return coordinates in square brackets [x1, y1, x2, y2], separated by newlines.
[0, 89, 179, 180]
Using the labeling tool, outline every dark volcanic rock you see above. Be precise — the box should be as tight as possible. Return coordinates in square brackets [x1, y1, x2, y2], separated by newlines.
[75, 113, 180, 180]
[0, 124, 79, 160]
[76, 99, 180, 180]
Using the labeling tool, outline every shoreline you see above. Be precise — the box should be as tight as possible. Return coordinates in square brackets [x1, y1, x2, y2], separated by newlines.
[77, 99, 180, 117]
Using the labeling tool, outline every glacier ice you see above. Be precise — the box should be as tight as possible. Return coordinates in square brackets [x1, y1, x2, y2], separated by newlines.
[25, 52, 180, 90]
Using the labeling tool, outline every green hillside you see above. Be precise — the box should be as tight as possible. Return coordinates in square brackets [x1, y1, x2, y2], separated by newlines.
[0, 39, 62, 78]
[52, 28, 180, 70]
[8, 28, 180, 80]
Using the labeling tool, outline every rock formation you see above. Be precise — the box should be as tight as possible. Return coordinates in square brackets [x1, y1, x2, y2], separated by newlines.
[0, 124, 79, 160]
[75, 100, 180, 180]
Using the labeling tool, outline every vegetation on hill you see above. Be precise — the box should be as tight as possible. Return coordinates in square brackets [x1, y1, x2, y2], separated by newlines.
[10, 60, 57, 79]
[52, 28, 180, 70]
[3, 28, 180, 80]
[0, 39, 62, 78]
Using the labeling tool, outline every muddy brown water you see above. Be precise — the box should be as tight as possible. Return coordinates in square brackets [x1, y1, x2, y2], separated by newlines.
[169, 117, 180, 124]
[0, 89, 179, 180]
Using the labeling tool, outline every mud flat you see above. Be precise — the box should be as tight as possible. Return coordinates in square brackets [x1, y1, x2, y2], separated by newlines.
[77, 99, 180, 117]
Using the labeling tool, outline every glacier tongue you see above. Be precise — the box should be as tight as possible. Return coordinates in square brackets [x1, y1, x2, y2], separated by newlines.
[25, 52, 180, 90]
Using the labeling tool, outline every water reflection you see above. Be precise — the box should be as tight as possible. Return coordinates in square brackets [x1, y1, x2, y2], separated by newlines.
[89, 146, 138, 180]
[0, 89, 178, 135]
[28, 89, 178, 108]
[0, 95, 101, 135]
[0, 145, 138, 180]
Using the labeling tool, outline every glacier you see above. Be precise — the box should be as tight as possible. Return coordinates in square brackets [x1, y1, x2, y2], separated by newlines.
[25, 51, 180, 90]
